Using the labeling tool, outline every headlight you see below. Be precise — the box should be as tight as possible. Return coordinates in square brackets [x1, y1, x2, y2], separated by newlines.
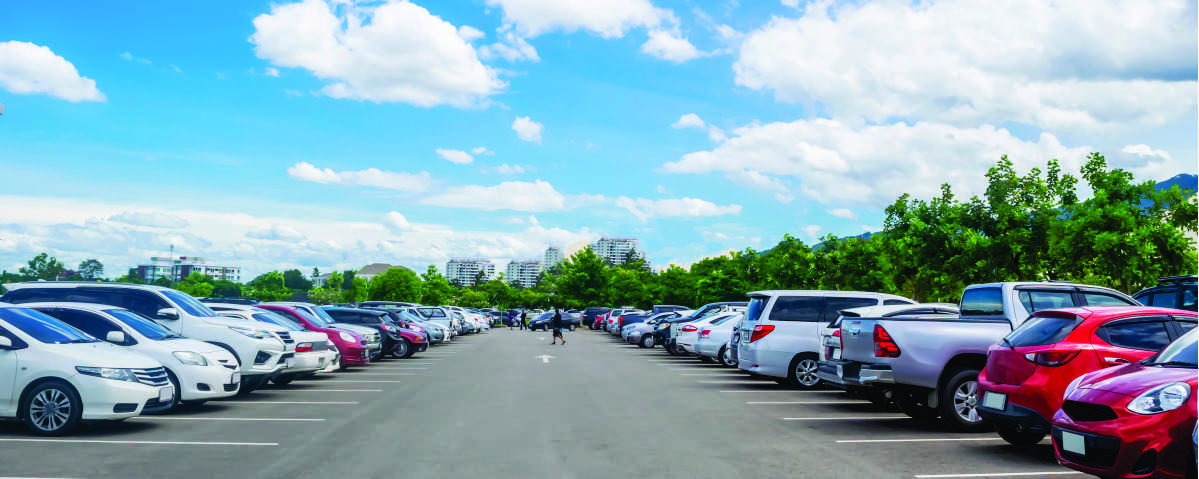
[76, 366, 137, 382]
[230, 326, 273, 340]
[339, 332, 356, 343]
[1063, 375, 1085, 400]
[1128, 382, 1191, 415]
[173, 351, 208, 366]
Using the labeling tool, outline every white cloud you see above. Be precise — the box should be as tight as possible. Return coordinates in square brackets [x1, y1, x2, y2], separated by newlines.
[264, 67, 279, 77]
[471, 146, 494, 155]
[383, 211, 413, 232]
[663, 119, 1095, 206]
[672, 113, 706, 129]
[642, 29, 705, 63]
[119, 51, 132, 61]
[287, 161, 432, 192]
[421, 180, 566, 212]
[512, 116, 544, 143]
[656, 185, 670, 194]
[615, 197, 742, 222]
[724, 169, 793, 203]
[249, 0, 504, 107]
[436, 148, 474, 164]
[827, 208, 856, 220]
[0, 41, 105, 102]
[1121, 144, 1172, 161]
[801, 224, 822, 241]
[457, 25, 485, 42]
[734, 0, 1198, 132]
[108, 212, 190, 229]
[707, 125, 726, 142]
[120, 51, 152, 65]
[170, 64, 182, 73]
[479, 29, 540, 62]
[492, 164, 526, 175]
[246, 224, 306, 241]
[484, 0, 673, 38]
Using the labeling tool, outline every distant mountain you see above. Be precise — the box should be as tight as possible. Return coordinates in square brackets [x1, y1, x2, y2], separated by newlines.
[1155, 173, 1197, 195]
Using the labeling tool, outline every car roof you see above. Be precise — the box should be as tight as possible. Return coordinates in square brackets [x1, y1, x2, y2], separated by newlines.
[1033, 306, 1198, 319]
[748, 290, 911, 301]
[204, 303, 263, 311]
[3, 281, 173, 292]
[840, 303, 959, 317]
[17, 302, 122, 313]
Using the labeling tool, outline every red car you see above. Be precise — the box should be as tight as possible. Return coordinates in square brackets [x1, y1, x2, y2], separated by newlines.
[978, 306, 1197, 446]
[257, 304, 371, 366]
[1051, 327, 1197, 479]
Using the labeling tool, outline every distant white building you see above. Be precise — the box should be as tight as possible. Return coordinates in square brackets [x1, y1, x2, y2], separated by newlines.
[136, 256, 240, 283]
[506, 259, 543, 288]
[356, 263, 412, 283]
[590, 237, 647, 266]
[544, 246, 564, 268]
[446, 258, 495, 287]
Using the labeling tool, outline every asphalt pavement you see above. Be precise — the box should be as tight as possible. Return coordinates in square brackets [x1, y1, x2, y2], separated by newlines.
[0, 328, 1078, 479]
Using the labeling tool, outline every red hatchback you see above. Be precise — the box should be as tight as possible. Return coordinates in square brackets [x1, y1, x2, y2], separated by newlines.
[978, 306, 1197, 446]
[1052, 328, 1197, 479]
[258, 304, 371, 367]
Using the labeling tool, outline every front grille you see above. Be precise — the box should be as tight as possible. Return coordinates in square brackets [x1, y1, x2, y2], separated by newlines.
[113, 403, 138, 413]
[1062, 400, 1118, 422]
[133, 367, 169, 386]
[361, 349, 370, 361]
[277, 352, 294, 366]
[275, 331, 294, 345]
[224, 383, 238, 392]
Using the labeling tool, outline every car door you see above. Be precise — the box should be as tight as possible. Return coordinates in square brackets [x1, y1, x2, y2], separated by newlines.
[1092, 316, 1174, 367]
[819, 296, 878, 355]
[765, 295, 824, 355]
[0, 324, 20, 415]
[42, 309, 129, 345]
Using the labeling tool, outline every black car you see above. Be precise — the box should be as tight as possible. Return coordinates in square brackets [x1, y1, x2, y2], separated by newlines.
[529, 312, 578, 331]
[321, 307, 426, 358]
[582, 306, 612, 329]
[654, 301, 748, 355]
[1133, 275, 1197, 311]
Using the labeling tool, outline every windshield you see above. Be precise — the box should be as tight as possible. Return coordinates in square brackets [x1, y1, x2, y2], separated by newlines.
[745, 298, 768, 323]
[305, 306, 341, 325]
[0, 308, 97, 344]
[1147, 328, 1197, 367]
[295, 308, 331, 328]
[105, 309, 175, 340]
[160, 289, 219, 317]
[399, 311, 425, 324]
[711, 313, 740, 326]
[253, 312, 304, 331]
[418, 308, 447, 319]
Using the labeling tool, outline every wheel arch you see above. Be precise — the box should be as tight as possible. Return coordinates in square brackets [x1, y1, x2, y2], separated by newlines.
[17, 376, 80, 418]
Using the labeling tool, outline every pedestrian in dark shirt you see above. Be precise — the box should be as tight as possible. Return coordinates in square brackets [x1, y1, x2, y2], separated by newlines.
[551, 308, 565, 345]
[520, 310, 527, 330]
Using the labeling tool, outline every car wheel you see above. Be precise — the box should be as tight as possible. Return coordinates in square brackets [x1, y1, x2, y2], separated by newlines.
[569, 325, 576, 331]
[994, 423, 1046, 447]
[157, 369, 182, 412]
[22, 380, 82, 436]
[395, 339, 414, 359]
[237, 375, 263, 396]
[639, 335, 654, 348]
[665, 343, 678, 355]
[272, 373, 295, 386]
[939, 369, 989, 431]
[894, 390, 939, 420]
[787, 354, 822, 390]
[698, 355, 715, 363]
[720, 346, 738, 367]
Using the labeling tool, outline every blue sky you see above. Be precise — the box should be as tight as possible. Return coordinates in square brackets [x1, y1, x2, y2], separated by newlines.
[0, 0, 1195, 280]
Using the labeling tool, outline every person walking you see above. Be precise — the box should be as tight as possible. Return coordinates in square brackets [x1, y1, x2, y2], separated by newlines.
[551, 308, 566, 345]
[520, 310, 528, 330]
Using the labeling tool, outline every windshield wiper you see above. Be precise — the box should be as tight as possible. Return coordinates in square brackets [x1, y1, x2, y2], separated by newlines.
[1143, 360, 1196, 368]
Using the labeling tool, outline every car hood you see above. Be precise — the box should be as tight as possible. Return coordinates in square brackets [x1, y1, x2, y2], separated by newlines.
[202, 315, 287, 332]
[62, 342, 164, 369]
[331, 323, 377, 336]
[1079, 362, 1199, 396]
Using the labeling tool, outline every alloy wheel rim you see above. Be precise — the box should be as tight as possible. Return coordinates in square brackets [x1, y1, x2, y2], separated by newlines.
[30, 388, 70, 431]
[953, 380, 981, 423]
[797, 359, 819, 386]
[723, 349, 736, 366]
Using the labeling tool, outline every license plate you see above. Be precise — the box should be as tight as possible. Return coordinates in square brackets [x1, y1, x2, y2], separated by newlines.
[1061, 430, 1086, 455]
[230, 372, 241, 384]
[285, 358, 296, 368]
[832, 348, 841, 360]
[159, 386, 174, 403]
[318, 358, 326, 367]
[982, 391, 1007, 410]
[836, 364, 843, 378]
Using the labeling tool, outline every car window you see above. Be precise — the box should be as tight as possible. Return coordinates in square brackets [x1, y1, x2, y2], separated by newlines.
[43, 309, 121, 341]
[293, 308, 329, 328]
[823, 297, 878, 324]
[1145, 291, 1177, 308]
[1096, 319, 1172, 351]
[1182, 289, 1197, 311]
[160, 289, 219, 317]
[119, 291, 172, 318]
[1, 288, 69, 303]
[1147, 329, 1197, 366]
[768, 296, 823, 322]
[1082, 292, 1136, 307]
[1005, 313, 1081, 347]
[1172, 317, 1197, 336]
[105, 309, 174, 340]
[324, 310, 355, 323]
[359, 313, 384, 325]
[417, 307, 446, 319]
[883, 299, 911, 306]
[253, 312, 303, 331]
[961, 287, 1004, 316]
[1017, 290, 1075, 312]
[0, 308, 97, 344]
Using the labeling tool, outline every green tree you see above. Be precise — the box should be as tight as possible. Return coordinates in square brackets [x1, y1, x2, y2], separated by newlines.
[212, 280, 241, 298]
[458, 289, 490, 308]
[759, 234, 815, 289]
[606, 267, 653, 309]
[153, 276, 173, 288]
[245, 271, 290, 301]
[420, 265, 455, 305]
[173, 272, 215, 297]
[282, 269, 313, 291]
[308, 288, 341, 305]
[20, 253, 65, 281]
[652, 264, 696, 307]
[343, 277, 369, 303]
[555, 247, 609, 306]
[366, 268, 422, 302]
[77, 259, 104, 281]
[311, 267, 321, 284]
[342, 270, 356, 290]
[326, 271, 344, 291]
[481, 278, 514, 309]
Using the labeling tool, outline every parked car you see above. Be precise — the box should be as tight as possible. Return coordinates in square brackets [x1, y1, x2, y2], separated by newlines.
[978, 306, 1197, 446]
[2, 282, 287, 395]
[205, 303, 338, 383]
[584, 307, 612, 329]
[0, 306, 172, 435]
[827, 281, 1138, 430]
[695, 312, 744, 366]
[677, 311, 740, 356]
[619, 312, 654, 342]
[1052, 327, 1197, 479]
[322, 307, 427, 359]
[365, 307, 447, 344]
[653, 305, 690, 314]
[626, 312, 684, 348]
[266, 302, 383, 359]
[414, 306, 457, 337]
[257, 304, 372, 367]
[1133, 275, 1197, 312]
[358, 301, 422, 309]
[656, 302, 746, 353]
[28, 303, 241, 410]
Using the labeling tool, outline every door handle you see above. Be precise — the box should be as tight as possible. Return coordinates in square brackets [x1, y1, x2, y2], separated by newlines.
[1104, 357, 1131, 365]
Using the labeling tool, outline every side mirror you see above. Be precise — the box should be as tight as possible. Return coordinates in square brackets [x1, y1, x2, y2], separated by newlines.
[0, 336, 12, 349]
[156, 308, 179, 320]
[106, 331, 127, 344]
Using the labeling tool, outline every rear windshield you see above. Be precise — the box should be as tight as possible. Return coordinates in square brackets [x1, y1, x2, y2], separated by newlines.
[0, 308, 97, 344]
[1017, 290, 1076, 312]
[294, 308, 330, 328]
[961, 287, 1003, 316]
[745, 297, 768, 323]
[1004, 314, 1081, 347]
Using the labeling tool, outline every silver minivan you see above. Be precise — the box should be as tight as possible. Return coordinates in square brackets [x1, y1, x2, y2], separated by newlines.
[737, 290, 913, 389]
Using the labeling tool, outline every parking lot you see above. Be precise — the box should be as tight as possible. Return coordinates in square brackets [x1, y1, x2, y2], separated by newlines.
[1, 329, 1083, 479]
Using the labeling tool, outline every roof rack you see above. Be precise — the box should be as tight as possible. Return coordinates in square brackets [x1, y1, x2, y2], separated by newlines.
[1157, 275, 1198, 284]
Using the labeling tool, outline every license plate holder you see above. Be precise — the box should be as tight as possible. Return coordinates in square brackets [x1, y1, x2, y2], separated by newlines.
[1061, 430, 1086, 455]
[285, 358, 296, 368]
[159, 386, 174, 403]
[982, 391, 1007, 410]
[230, 372, 241, 385]
[832, 348, 841, 360]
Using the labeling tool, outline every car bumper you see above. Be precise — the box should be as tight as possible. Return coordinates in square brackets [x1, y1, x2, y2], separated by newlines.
[284, 351, 329, 374]
[1052, 389, 1196, 479]
[341, 345, 371, 365]
[817, 360, 895, 387]
[737, 346, 789, 379]
[76, 375, 165, 420]
[977, 379, 1052, 434]
[176, 364, 242, 401]
[695, 339, 721, 358]
[243, 347, 286, 376]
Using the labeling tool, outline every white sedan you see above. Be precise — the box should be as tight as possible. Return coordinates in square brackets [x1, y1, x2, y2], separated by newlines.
[695, 312, 744, 366]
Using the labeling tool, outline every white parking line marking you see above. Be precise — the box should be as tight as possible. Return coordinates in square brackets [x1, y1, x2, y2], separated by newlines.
[697, 380, 779, 384]
[747, 401, 869, 405]
[278, 389, 382, 392]
[312, 379, 404, 383]
[359, 367, 427, 370]
[0, 438, 277, 446]
[913, 472, 1082, 478]
[132, 417, 325, 422]
[782, 416, 907, 421]
[683, 373, 747, 376]
[719, 390, 842, 393]
[333, 373, 416, 376]
[838, 437, 1004, 444]
[219, 401, 360, 405]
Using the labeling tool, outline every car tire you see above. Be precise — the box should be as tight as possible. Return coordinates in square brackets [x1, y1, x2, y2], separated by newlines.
[698, 355, 715, 363]
[787, 354, 822, 390]
[272, 373, 295, 386]
[939, 369, 989, 431]
[994, 423, 1046, 447]
[569, 325, 576, 331]
[157, 369, 182, 413]
[21, 380, 83, 436]
[895, 390, 939, 420]
[237, 375, 263, 396]
[665, 343, 678, 355]
[720, 346, 738, 367]
[639, 335, 654, 349]
[395, 339, 414, 359]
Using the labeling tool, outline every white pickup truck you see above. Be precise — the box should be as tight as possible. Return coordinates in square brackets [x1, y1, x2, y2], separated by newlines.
[819, 282, 1139, 430]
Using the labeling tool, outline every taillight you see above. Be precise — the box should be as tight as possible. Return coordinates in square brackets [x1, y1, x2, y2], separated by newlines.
[619, 316, 625, 327]
[295, 342, 313, 353]
[833, 329, 842, 349]
[681, 325, 698, 333]
[1024, 350, 1079, 366]
[749, 325, 775, 342]
[873, 325, 901, 358]
[700, 329, 711, 338]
